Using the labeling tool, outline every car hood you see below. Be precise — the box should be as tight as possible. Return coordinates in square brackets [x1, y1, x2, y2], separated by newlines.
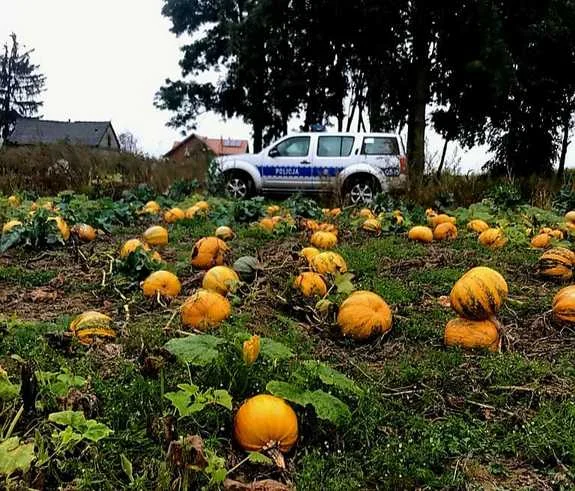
[217, 153, 259, 166]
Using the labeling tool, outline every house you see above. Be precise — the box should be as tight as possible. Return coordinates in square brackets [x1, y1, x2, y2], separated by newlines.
[7, 118, 120, 150]
[164, 134, 249, 162]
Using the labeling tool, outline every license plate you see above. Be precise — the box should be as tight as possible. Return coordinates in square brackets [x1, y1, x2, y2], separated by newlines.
[383, 167, 400, 177]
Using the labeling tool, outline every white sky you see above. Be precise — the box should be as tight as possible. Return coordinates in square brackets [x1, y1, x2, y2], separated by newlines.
[1, 0, 573, 172]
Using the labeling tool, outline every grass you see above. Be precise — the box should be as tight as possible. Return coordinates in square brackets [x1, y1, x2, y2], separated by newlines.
[1, 199, 575, 490]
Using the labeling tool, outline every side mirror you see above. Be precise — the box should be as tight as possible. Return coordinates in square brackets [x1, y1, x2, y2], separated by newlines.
[269, 148, 280, 158]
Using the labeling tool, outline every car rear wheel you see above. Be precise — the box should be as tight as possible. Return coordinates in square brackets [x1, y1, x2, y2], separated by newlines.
[224, 172, 253, 199]
[344, 176, 380, 205]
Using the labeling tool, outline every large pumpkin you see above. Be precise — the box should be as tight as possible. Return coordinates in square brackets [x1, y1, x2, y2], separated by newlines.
[310, 252, 348, 274]
[72, 224, 97, 242]
[531, 233, 551, 249]
[191, 237, 229, 269]
[552, 285, 575, 323]
[337, 291, 392, 340]
[467, 219, 490, 234]
[180, 289, 231, 330]
[450, 267, 508, 320]
[478, 228, 507, 248]
[444, 318, 500, 352]
[293, 272, 327, 297]
[69, 311, 115, 345]
[143, 226, 169, 246]
[234, 394, 298, 453]
[433, 222, 458, 241]
[362, 218, 382, 233]
[164, 208, 185, 223]
[202, 266, 240, 295]
[408, 226, 433, 243]
[120, 238, 150, 258]
[310, 231, 338, 249]
[2, 220, 23, 234]
[141, 270, 181, 299]
[538, 248, 575, 281]
[429, 214, 456, 228]
[215, 226, 235, 241]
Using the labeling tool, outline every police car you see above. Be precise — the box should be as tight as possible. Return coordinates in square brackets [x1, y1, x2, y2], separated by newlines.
[217, 132, 407, 204]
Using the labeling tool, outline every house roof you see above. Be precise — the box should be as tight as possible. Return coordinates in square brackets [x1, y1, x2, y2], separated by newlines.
[8, 118, 115, 146]
[164, 133, 249, 158]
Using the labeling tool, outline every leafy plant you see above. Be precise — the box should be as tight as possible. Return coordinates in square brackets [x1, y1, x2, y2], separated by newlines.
[283, 194, 322, 219]
[48, 411, 113, 452]
[486, 182, 524, 209]
[206, 158, 226, 197]
[166, 179, 200, 201]
[114, 248, 165, 281]
[164, 383, 232, 418]
[0, 208, 65, 253]
[233, 197, 265, 223]
[0, 437, 35, 477]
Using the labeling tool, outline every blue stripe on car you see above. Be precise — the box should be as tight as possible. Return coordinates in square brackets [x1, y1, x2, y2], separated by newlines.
[256, 165, 345, 178]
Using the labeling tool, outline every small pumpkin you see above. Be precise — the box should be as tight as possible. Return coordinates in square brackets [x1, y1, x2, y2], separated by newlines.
[233, 256, 260, 283]
[537, 247, 575, 281]
[450, 266, 508, 320]
[2, 220, 23, 234]
[191, 237, 229, 269]
[531, 233, 551, 249]
[303, 219, 319, 232]
[433, 222, 458, 241]
[426, 208, 437, 217]
[444, 317, 500, 352]
[293, 272, 327, 297]
[552, 285, 575, 323]
[317, 223, 338, 234]
[329, 208, 342, 217]
[120, 238, 150, 258]
[337, 291, 392, 340]
[215, 226, 235, 241]
[142, 201, 161, 214]
[180, 289, 231, 330]
[408, 226, 433, 243]
[151, 251, 163, 263]
[202, 266, 240, 296]
[362, 218, 382, 233]
[195, 200, 210, 212]
[310, 231, 338, 249]
[429, 214, 456, 228]
[478, 228, 507, 248]
[185, 205, 201, 219]
[70, 311, 115, 345]
[259, 217, 276, 231]
[359, 208, 375, 219]
[266, 205, 281, 216]
[310, 251, 348, 274]
[300, 247, 320, 264]
[164, 207, 185, 223]
[141, 270, 181, 299]
[565, 211, 575, 223]
[48, 216, 70, 241]
[143, 226, 169, 246]
[467, 219, 490, 234]
[72, 224, 97, 242]
[549, 229, 564, 240]
[234, 394, 298, 453]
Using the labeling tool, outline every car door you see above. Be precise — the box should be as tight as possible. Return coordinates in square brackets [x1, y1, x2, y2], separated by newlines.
[359, 136, 401, 177]
[259, 135, 313, 191]
[312, 135, 356, 191]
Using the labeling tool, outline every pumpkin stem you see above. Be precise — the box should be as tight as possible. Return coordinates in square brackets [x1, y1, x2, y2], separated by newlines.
[263, 441, 285, 469]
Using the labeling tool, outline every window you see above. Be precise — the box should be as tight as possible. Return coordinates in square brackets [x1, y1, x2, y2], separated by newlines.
[361, 137, 399, 156]
[317, 136, 355, 157]
[272, 136, 310, 157]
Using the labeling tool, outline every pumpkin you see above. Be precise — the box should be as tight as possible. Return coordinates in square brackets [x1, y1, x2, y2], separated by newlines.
[538, 247, 575, 281]
[303, 219, 319, 232]
[444, 318, 500, 352]
[142, 201, 160, 214]
[233, 256, 260, 283]
[429, 214, 456, 228]
[143, 226, 169, 246]
[180, 289, 231, 330]
[322, 208, 331, 216]
[185, 205, 201, 219]
[408, 226, 433, 243]
[195, 200, 210, 212]
[329, 208, 342, 217]
[120, 238, 150, 258]
[300, 247, 320, 264]
[550, 229, 564, 240]
[48, 216, 70, 241]
[433, 222, 458, 241]
[310, 251, 348, 274]
[2, 220, 23, 234]
[151, 251, 163, 263]
[478, 228, 507, 248]
[234, 394, 298, 453]
[450, 267, 508, 320]
[202, 266, 240, 295]
[72, 224, 97, 242]
[215, 226, 235, 241]
[8, 195, 20, 207]
[243, 335, 261, 365]
[540, 227, 553, 235]
[266, 205, 281, 216]
[362, 218, 382, 233]
[293, 272, 327, 297]
[467, 219, 490, 234]
[394, 215, 404, 226]
[141, 270, 181, 299]
[317, 223, 338, 234]
[337, 291, 392, 340]
[565, 211, 575, 223]
[70, 311, 115, 345]
[310, 231, 338, 249]
[271, 216, 283, 225]
[164, 208, 185, 223]
[191, 237, 229, 269]
[259, 217, 276, 231]
[531, 233, 551, 249]
[359, 208, 375, 219]
[552, 285, 575, 323]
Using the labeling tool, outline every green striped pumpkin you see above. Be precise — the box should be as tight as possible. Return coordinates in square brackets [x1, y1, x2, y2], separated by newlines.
[537, 248, 575, 281]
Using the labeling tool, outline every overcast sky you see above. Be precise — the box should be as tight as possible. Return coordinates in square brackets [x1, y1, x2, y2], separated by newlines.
[1, 0, 573, 172]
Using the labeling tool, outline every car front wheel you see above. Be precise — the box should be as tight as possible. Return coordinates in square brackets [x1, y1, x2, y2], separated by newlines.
[344, 176, 380, 205]
[224, 172, 253, 199]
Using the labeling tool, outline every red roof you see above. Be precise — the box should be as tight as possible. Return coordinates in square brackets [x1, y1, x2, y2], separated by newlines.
[200, 137, 249, 156]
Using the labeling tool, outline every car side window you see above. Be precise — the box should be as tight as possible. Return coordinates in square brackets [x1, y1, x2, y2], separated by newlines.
[361, 137, 399, 155]
[317, 136, 355, 157]
[272, 136, 310, 157]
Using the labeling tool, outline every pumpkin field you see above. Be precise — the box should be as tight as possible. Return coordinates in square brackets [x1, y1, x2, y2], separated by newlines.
[2, 189, 575, 490]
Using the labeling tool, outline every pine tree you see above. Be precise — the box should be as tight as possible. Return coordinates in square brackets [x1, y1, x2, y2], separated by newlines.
[0, 33, 46, 140]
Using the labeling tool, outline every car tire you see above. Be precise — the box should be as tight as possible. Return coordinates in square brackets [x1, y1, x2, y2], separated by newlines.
[224, 172, 254, 200]
[344, 175, 381, 205]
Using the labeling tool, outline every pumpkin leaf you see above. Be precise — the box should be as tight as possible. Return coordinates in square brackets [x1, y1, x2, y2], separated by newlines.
[82, 420, 114, 442]
[248, 451, 274, 465]
[266, 381, 310, 407]
[212, 389, 233, 410]
[165, 391, 194, 417]
[0, 369, 19, 401]
[302, 361, 363, 396]
[164, 335, 225, 366]
[48, 410, 113, 443]
[0, 437, 36, 477]
[334, 272, 355, 295]
[259, 339, 294, 360]
[120, 453, 134, 483]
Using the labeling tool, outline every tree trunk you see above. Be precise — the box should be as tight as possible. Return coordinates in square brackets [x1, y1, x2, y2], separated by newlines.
[558, 111, 571, 180]
[253, 120, 263, 153]
[406, 0, 429, 183]
[436, 138, 449, 179]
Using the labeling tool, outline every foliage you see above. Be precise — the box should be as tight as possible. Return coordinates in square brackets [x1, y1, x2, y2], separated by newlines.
[0, 208, 65, 253]
[0, 437, 35, 477]
[48, 411, 113, 448]
[283, 194, 322, 219]
[164, 383, 232, 418]
[233, 197, 265, 223]
[486, 182, 524, 209]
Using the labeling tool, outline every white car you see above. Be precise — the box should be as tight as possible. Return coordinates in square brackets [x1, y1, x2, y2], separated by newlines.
[217, 132, 407, 204]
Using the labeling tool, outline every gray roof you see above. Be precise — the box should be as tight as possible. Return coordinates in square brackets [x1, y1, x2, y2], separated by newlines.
[8, 118, 112, 146]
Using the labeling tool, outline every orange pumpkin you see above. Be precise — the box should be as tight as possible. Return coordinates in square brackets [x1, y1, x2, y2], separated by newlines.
[259, 217, 276, 231]
[531, 233, 551, 249]
[72, 224, 97, 242]
[552, 285, 575, 323]
[337, 291, 392, 340]
[478, 228, 507, 248]
[408, 226, 433, 243]
[141, 270, 181, 299]
[293, 272, 327, 297]
[300, 247, 320, 264]
[266, 205, 281, 216]
[433, 222, 458, 241]
[565, 211, 575, 223]
[359, 208, 375, 220]
[429, 214, 456, 228]
[195, 200, 210, 212]
[69, 311, 115, 345]
[143, 226, 169, 246]
[444, 318, 500, 352]
[310, 252, 348, 274]
[191, 237, 229, 269]
[215, 226, 235, 241]
[310, 231, 338, 249]
[180, 289, 231, 330]
[362, 218, 382, 233]
[467, 219, 490, 234]
[120, 238, 150, 258]
[538, 248, 575, 281]
[185, 205, 201, 219]
[142, 201, 161, 214]
[2, 220, 23, 234]
[202, 266, 240, 295]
